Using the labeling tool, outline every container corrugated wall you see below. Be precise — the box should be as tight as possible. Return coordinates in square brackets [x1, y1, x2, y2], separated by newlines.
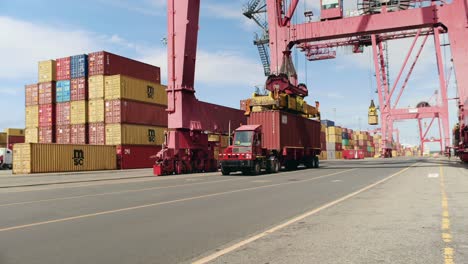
[56, 102, 71, 126]
[88, 99, 105, 123]
[25, 84, 38, 106]
[13, 143, 116, 174]
[56, 57, 71, 81]
[38, 60, 56, 83]
[105, 124, 165, 145]
[56, 80, 71, 102]
[105, 99, 167, 126]
[38, 104, 55, 127]
[71, 124, 87, 144]
[70, 54, 88, 78]
[25, 128, 38, 143]
[71, 77, 87, 101]
[70, 101, 88, 124]
[38, 82, 56, 105]
[116, 145, 162, 169]
[4, 128, 25, 136]
[25, 106, 39, 128]
[104, 75, 167, 105]
[88, 75, 105, 99]
[89, 123, 105, 145]
[39, 126, 54, 143]
[56, 125, 71, 144]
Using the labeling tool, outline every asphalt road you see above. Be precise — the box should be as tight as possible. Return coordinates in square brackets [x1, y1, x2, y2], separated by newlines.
[0, 158, 465, 264]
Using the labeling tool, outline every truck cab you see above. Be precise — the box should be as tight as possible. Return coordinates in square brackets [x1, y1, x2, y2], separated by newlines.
[0, 148, 13, 170]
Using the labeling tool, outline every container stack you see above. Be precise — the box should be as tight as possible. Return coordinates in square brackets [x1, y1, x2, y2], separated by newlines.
[0, 129, 25, 149]
[373, 134, 382, 157]
[326, 126, 343, 160]
[319, 124, 327, 160]
[38, 60, 57, 144]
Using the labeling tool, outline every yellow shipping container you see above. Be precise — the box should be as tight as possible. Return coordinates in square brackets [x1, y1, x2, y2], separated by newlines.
[214, 147, 220, 161]
[4, 128, 25, 136]
[327, 126, 342, 135]
[89, 75, 105, 99]
[220, 135, 230, 148]
[104, 75, 168, 105]
[25, 128, 38, 143]
[38, 60, 56, 83]
[327, 135, 342, 143]
[319, 151, 327, 160]
[208, 134, 220, 142]
[358, 134, 368, 140]
[13, 143, 116, 174]
[392, 150, 398, 157]
[89, 99, 105, 123]
[105, 124, 165, 145]
[0, 133, 6, 144]
[25, 106, 39, 128]
[71, 101, 88, 125]
[321, 124, 326, 133]
[335, 151, 342, 159]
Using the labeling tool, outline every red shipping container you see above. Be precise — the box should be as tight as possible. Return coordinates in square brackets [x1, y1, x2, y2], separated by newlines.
[56, 57, 71, 80]
[39, 104, 55, 127]
[88, 51, 161, 83]
[246, 110, 321, 150]
[7, 136, 25, 150]
[71, 124, 88, 144]
[89, 122, 105, 145]
[335, 143, 342, 151]
[39, 126, 55, 143]
[71, 77, 88, 101]
[56, 125, 71, 144]
[191, 101, 247, 134]
[105, 99, 168, 126]
[343, 150, 365, 159]
[117, 145, 162, 169]
[25, 84, 38, 106]
[56, 102, 71, 126]
[38, 82, 56, 105]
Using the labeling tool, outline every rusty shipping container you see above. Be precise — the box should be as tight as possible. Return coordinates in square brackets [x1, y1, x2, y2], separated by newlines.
[104, 75, 167, 105]
[56, 57, 71, 81]
[39, 126, 55, 143]
[70, 101, 88, 124]
[25, 128, 38, 143]
[71, 124, 87, 144]
[25, 105, 39, 128]
[38, 104, 55, 127]
[38, 60, 56, 83]
[246, 110, 321, 150]
[105, 99, 168, 126]
[56, 125, 71, 144]
[105, 124, 165, 145]
[88, 99, 105, 123]
[13, 143, 116, 174]
[117, 145, 162, 169]
[56, 102, 71, 126]
[71, 77, 88, 101]
[25, 84, 39, 106]
[88, 122, 105, 145]
[88, 75, 104, 99]
[38, 82, 56, 105]
[88, 51, 161, 83]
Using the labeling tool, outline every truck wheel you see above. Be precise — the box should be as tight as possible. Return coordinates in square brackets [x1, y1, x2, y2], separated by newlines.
[251, 162, 261, 175]
[313, 156, 319, 168]
[272, 159, 280, 173]
[221, 167, 230, 176]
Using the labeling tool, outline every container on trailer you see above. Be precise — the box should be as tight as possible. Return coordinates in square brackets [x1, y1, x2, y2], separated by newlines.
[71, 124, 87, 144]
[56, 102, 71, 126]
[104, 75, 167, 105]
[105, 99, 168, 126]
[25, 105, 39, 128]
[13, 143, 116, 174]
[4, 128, 24, 137]
[71, 77, 88, 101]
[25, 128, 38, 143]
[70, 54, 88, 78]
[39, 126, 55, 143]
[56, 125, 71, 144]
[56, 57, 71, 80]
[105, 124, 165, 145]
[197, 101, 247, 134]
[246, 110, 321, 150]
[117, 145, 162, 169]
[88, 75, 105, 99]
[38, 82, 56, 105]
[88, 51, 161, 83]
[56, 80, 71, 102]
[70, 101, 88, 124]
[88, 99, 105, 123]
[39, 104, 55, 127]
[88, 122, 105, 145]
[25, 84, 39, 106]
[38, 60, 56, 83]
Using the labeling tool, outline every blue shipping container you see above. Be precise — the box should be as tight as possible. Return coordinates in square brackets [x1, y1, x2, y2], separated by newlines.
[342, 132, 349, 140]
[321, 119, 335, 127]
[56, 80, 71, 102]
[71, 54, 88, 78]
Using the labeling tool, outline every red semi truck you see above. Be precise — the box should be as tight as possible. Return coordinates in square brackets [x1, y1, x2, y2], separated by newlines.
[219, 110, 321, 175]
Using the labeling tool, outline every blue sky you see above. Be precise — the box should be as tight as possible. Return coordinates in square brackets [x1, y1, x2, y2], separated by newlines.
[0, 0, 459, 150]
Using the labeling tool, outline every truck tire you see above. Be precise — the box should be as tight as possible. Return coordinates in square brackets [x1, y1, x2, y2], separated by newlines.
[221, 166, 230, 175]
[251, 162, 261, 175]
[267, 158, 280, 173]
[313, 156, 319, 168]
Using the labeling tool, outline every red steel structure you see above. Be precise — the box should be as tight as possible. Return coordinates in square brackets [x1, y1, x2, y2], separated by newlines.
[262, 0, 468, 162]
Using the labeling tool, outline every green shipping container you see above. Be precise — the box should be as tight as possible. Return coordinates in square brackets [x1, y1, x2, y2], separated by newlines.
[342, 139, 349, 146]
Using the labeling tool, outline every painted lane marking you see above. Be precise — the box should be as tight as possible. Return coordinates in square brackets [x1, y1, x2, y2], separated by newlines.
[440, 166, 455, 264]
[192, 163, 419, 264]
[428, 173, 439, 178]
[0, 169, 356, 232]
[332, 180, 342, 183]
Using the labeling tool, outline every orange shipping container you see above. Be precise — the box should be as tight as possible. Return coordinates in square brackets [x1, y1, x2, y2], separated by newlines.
[13, 143, 116, 174]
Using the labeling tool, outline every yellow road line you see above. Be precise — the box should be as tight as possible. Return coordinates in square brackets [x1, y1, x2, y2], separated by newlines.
[0, 169, 355, 233]
[440, 165, 455, 264]
[192, 163, 418, 264]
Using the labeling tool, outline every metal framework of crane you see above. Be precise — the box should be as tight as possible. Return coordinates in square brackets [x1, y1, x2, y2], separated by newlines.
[245, 0, 468, 161]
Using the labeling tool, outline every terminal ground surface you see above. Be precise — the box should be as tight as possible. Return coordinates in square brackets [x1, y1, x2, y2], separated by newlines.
[0, 158, 466, 264]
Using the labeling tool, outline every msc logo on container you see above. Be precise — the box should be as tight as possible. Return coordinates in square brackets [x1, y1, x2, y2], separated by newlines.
[72, 149, 84, 166]
[148, 129, 156, 143]
[147, 86, 154, 99]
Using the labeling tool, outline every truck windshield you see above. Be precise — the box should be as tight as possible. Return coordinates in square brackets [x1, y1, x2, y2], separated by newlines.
[234, 131, 254, 147]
